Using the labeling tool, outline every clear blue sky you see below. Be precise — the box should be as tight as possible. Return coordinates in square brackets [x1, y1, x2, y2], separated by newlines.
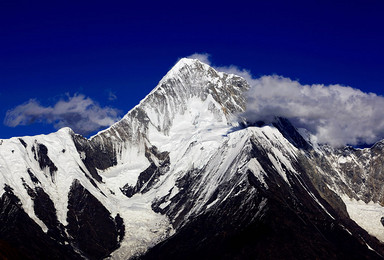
[1, 0, 383, 138]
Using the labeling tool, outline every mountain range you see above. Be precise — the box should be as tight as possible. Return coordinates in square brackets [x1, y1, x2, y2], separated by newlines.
[0, 58, 384, 259]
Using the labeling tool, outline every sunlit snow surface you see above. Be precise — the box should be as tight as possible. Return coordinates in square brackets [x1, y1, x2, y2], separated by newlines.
[0, 128, 91, 229]
[342, 196, 384, 242]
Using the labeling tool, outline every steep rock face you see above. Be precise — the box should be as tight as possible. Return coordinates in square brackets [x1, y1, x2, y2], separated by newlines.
[67, 180, 124, 259]
[23, 184, 68, 245]
[319, 142, 384, 204]
[0, 185, 81, 260]
[32, 143, 58, 181]
[302, 140, 384, 243]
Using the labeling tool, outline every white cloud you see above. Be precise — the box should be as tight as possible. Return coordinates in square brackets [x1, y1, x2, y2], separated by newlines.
[108, 90, 117, 101]
[4, 94, 121, 136]
[186, 53, 212, 65]
[186, 53, 254, 83]
[241, 75, 384, 147]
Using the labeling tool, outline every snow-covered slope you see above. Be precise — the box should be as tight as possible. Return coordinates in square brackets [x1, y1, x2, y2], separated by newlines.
[0, 58, 384, 259]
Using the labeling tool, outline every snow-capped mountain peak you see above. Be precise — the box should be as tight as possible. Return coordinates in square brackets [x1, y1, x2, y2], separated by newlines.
[1, 58, 384, 259]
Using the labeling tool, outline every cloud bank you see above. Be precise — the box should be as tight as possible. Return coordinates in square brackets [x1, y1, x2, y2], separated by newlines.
[242, 76, 384, 147]
[4, 94, 121, 136]
[191, 53, 384, 147]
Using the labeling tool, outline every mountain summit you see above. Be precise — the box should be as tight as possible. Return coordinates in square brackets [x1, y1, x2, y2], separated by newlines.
[0, 58, 384, 259]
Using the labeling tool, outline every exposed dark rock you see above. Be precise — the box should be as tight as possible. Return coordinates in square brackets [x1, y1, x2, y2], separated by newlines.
[0, 185, 82, 260]
[315, 139, 384, 205]
[152, 168, 203, 227]
[297, 153, 350, 220]
[0, 239, 28, 260]
[120, 183, 135, 198]
[273, 117, 311, 150]
[20, 180, 68, 244]
[34, 188, 68, 243]
[115, 214, 125, 243]
[32, 143, 58, 181]
[121, 145, 170, 198]
[78, 166, 99, 190]
[72, 134, 116, 182]
[66, 179, 123, 260]
[27, 168, 40, 184]
[18, 138, 27, 148]
[31, 145, 37, 160]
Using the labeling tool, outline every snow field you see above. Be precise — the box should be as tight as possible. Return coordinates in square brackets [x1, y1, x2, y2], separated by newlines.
[342, 196, 384, 242]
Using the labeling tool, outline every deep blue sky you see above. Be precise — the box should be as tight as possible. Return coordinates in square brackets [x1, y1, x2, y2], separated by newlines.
[1, 0, 383, 138]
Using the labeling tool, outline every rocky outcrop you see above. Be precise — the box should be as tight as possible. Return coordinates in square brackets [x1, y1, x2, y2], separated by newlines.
[66, 180, 124, 260]
[0, 185, 81, 260]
